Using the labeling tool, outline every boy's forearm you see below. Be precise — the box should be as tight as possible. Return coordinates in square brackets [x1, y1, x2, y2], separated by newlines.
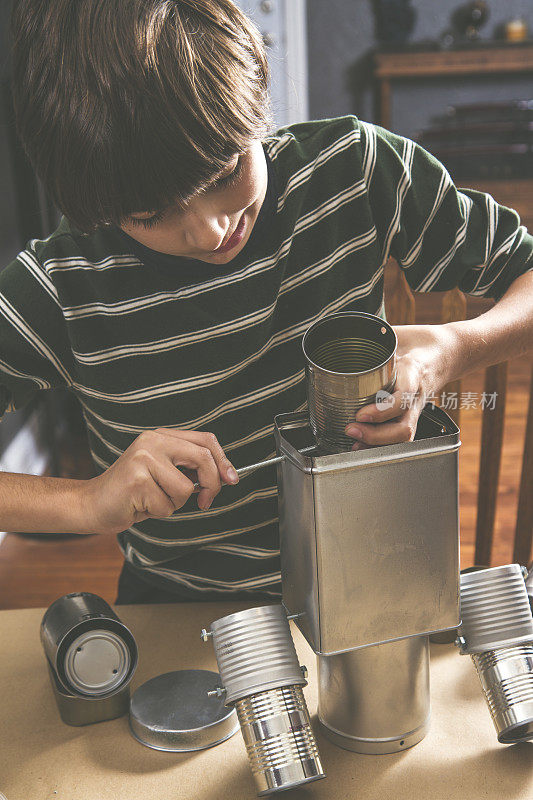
[0, 472, 93, 534]
[444, 270, 533, 383]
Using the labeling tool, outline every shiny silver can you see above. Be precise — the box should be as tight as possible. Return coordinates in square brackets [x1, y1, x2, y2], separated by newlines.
[458, 564, 533, 743]
[302, 311, 396, 452]
[205, 605, 325, 795]
[471, 644, 533, 743]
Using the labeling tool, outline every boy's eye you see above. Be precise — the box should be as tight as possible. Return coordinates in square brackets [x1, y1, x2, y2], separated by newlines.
[127, 155, 244, 230]
[212, 156, 243, 189]
[129, 209, 167, 230]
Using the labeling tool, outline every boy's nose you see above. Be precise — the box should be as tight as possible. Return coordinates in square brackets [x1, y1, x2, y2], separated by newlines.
[184, 207, 229, 253]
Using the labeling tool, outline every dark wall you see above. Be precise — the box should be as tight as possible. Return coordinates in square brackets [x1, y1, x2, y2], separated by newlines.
[306, 0, 533, 138]
[0, 0, 20, 267]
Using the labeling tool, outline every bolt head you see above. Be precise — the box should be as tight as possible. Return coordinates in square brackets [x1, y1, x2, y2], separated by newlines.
[300, 665, 308, 679]
[200, 628, 212, 642]
[207, 686, 226, 698]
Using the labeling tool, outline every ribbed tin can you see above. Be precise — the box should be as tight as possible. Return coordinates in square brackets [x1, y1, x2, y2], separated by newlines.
[236, 686, 324, 795]
[206, 605, 325, 795]
[471, 645, 533, 743]
[302, 312, 396, 453]
[458, 564, 533, 744]
[209, 605, 307, 705]
[459, 564, 533, 653]
[526, 566, 533, 613]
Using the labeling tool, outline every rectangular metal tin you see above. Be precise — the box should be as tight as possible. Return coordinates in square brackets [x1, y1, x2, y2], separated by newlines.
[275, 405, 461, 655]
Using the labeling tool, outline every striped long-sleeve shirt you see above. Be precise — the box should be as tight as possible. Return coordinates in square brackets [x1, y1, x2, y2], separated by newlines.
[1, 116, 532, 598]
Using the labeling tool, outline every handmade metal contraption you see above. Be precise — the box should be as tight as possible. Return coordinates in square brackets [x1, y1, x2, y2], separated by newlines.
[40, 312, 532, 798]
[204, 310, 462, 791]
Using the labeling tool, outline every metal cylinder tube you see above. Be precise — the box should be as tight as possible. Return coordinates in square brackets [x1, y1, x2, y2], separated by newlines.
[206, 605, 325, 795]
[317, 636, 430, 754]
[458, 564, 533, 744]
[302, 312, 397, 453]
[40, 592, 138, 698]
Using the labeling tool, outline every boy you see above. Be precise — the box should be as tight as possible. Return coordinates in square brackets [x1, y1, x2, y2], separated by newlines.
[3, 0, 533, 603]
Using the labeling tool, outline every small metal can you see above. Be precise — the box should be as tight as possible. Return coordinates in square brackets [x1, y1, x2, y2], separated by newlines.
[41, 592, 138, 699]
[205, 605, 325, 795]
[302, 311, 397, 453]
[458, 564, 533, 744]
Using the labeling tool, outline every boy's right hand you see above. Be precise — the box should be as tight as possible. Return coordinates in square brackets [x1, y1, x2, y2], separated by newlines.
[79, 429, 239, 534]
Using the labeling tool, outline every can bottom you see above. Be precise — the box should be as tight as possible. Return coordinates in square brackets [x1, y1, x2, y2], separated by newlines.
[256, 760, 326, 795]
[317, 715, 430, 754]
[498, 716, 533, 744]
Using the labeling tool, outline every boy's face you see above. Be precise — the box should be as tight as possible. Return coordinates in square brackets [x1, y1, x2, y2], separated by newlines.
[120, 140, 268, 264]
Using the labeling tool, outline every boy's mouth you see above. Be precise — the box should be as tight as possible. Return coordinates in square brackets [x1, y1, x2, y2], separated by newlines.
[213, 212, 246, 254]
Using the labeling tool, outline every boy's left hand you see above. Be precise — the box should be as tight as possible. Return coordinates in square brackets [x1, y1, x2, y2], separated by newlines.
[345, 324, 459, 448]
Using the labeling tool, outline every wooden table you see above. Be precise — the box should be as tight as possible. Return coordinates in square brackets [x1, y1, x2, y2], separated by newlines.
[1, 603, 531, 799]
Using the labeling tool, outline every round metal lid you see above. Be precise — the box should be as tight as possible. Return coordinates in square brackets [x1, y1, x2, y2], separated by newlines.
[129, 670, 239, 752]
[63, 629, 131, 696]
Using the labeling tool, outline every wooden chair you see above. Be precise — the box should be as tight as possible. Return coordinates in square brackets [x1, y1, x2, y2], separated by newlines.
[384, 258, 533, 567]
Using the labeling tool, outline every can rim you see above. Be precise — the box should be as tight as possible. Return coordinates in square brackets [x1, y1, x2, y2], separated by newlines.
[301, 311, 397, 377]
[209, 603, 285, 633]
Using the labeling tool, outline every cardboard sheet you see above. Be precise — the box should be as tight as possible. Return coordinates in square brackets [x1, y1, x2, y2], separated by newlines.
[0, 603, 531, 799]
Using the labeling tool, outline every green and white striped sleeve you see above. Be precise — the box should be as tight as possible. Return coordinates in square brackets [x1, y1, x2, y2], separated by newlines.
[360, 122, 533, 301]
[0, 246, 72, 417]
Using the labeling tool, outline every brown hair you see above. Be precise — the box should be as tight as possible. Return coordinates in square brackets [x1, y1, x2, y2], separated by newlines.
[11, 0, 271, 232]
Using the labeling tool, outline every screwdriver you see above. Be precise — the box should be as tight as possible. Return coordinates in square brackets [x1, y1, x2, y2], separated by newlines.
[192, 445, 317, 491]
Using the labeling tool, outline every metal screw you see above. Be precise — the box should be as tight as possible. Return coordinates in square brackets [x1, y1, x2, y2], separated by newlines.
[260, 0, 274, 11]
[521, 565, 529, 579]
[262, 32, 275, 47]
[200, 628, 213, 642]
[300, 665, 308, 679]
[207, 686, 226, 698]
[286, 612, 302, 621]
[454, 635, 466, 649]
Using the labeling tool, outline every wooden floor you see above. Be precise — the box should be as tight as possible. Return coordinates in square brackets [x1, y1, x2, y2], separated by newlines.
[0, 294, 531, 610]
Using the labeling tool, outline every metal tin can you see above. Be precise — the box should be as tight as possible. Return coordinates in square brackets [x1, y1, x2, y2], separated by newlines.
[458, 564, 533, 744]
[302, 311, 396, 452]
[41, 592, 138, 699]
[205, 605, 325, 795]
[209, 605, 306, 704]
